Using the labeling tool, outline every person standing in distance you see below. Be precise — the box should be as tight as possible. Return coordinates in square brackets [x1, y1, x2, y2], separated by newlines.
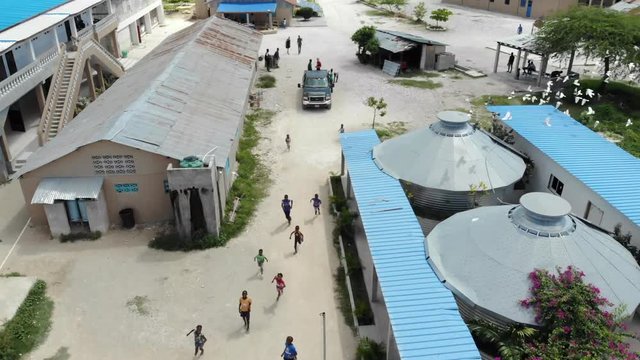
[285, 134, 291, 150]
[239, 290, 252, 332]
[281, 194, 293, 225]
[297, 35, 302, 54]
[186, 325, 207, 356]
[285, 37, 291, 55]
[281, 336, 298, 360]
[507, 52, 515, 73]
[307, 59, 312, 71]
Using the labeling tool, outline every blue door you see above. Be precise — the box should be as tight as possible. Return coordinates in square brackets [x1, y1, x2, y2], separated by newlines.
[65, 200, 81, 223]
[526, 0, 533, 17]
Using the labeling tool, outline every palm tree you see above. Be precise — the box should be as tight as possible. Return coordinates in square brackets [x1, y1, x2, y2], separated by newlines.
[468, 320, 537, 360]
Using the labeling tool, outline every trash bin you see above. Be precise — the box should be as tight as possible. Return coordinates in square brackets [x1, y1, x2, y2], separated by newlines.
[121, 49, 129, 58]
[119, 208, 135, 229]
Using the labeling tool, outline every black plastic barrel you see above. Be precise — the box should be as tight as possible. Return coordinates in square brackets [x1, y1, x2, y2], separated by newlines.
[119, 208, 135, 229]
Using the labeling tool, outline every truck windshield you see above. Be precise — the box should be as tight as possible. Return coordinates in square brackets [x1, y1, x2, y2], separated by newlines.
[304, 77, 329, 88]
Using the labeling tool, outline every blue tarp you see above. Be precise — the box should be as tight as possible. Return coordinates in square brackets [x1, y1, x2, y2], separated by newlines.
[217, 2, 277, 13]
[0, 0, 68, 32]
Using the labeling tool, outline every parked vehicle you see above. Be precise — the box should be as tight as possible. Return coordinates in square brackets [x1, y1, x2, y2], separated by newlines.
[298, 70, 333, 109]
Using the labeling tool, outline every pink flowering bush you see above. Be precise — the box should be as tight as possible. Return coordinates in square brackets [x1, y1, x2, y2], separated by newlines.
[520, 266, 639, 360]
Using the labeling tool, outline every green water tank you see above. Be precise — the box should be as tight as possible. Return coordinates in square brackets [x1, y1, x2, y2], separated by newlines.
[180, 156, 204, 168]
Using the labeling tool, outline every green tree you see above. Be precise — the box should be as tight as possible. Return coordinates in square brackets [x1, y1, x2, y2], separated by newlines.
[429, 8, 453, 28]
[468, 320, 536, 360]
[296, 6, 314, 20]
[365, 97, 387, 128]
[533, 6, 640, 81]
[413, 2, 427, 22]
[351, 26, 379, 56]
[378, 0, 407, 13]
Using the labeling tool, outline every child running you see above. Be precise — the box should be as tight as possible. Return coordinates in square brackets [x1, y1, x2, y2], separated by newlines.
[281, 194, 293, 225]
[254, 249, 269, 276]
[186, 324, 207, 356]
[309, 194, 322, 215]
[289, 225, 304, 254]
[271, 273, 286, 301]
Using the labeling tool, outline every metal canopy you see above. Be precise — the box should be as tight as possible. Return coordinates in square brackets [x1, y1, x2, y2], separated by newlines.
[376, 29, 446, 54]
[426, 193, 640, 325]
[496, 34, 545, 56]
[32, 177, 104, 204]
[341, 130, 480, 360]
[372, 111, 526, 191]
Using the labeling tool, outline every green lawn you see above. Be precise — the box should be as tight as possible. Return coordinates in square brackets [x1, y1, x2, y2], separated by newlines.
[388, 79, 442, 89]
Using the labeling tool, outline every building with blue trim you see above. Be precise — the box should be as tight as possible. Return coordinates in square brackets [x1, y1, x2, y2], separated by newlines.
[340, 130, 480, 360]
[488, 105, 640, 246]
[210, 0, 296, 29]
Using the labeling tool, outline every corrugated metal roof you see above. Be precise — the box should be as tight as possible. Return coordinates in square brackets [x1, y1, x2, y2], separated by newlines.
[20, 17, 262, 176]
[0, 0, 69, 32]
[341, 130, 480, 360]
[379, 29, 447, 46]
[32, 177, 104, 204]
[487, 105, 640, 228]
[496, 34, 544, 55]
[217, 2, 277, 13]
[372, 111, 526, 191]
[610, 0, 640, 13]
[427, 193, 640, 325]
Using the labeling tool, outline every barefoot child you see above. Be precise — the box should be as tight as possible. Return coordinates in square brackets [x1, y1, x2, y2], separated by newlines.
[289, 226, 304, 254]
[310, 194, 322, 215]
[186, 325, 207, 356]
[272, 273, 286, 301]
[254, 249, 269, 276]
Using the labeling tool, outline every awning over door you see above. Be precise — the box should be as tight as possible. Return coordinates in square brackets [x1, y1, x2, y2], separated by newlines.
[216, 2, 277, 13]
[31, 177, 104, 204]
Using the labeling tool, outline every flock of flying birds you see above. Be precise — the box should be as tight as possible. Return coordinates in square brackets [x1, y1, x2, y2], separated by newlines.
[466, 74, 635, 129]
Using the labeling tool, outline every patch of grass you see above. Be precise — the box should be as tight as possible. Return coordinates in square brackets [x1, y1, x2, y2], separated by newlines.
[375, 121, 407, 141]
[388, 79, 442, 89]
[399, 71, 440, 78]
[470, 94, 525, 130]
[59, 231, 101, 243]
[256, 74, 276, 88]
[357, 337, 386, 360]
[334, 266, 356, 333]
[0, 280, 54, 360]
[126, 295, 151, 316]
[149, 109, 274, 251]
[1, 272, 23, 277]
[364, 9, 393, 16]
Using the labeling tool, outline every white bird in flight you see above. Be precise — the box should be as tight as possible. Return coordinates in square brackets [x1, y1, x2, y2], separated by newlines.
[555, 101, 562, 109]
[626, 119, 633, 127]
[585, 88, 594, 98]
[573, 80, 580, 87]
[581, 98, 588, 106]
[564, 109, 571, 116]
[502, 112, 512, 121]
[587, 107, 595, 115]
[574, 96, 581, 104]
[527, 85, 533, 92]
[594, 120, 600, 128]
[544, 117, 552, 126]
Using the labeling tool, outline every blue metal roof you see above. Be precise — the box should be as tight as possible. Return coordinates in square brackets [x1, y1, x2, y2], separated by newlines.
[487, 105, 640, 227]
[216, 2, 277, 13]
[0, 0, 69, 32]
[340, 130, 480, 360]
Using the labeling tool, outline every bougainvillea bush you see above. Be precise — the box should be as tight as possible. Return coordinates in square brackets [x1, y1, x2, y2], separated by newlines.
[519, 266, 639, 360]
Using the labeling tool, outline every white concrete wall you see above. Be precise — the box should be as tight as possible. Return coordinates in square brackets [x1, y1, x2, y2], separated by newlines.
[87, 190, 109, 233]
[30, 30, 57, 58]
[44, 202, 70, 237]
[511, 132, 640, 246]
[112, 0, 162, 51]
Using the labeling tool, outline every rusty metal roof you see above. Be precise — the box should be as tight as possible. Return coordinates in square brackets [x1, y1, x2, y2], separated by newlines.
[20, 16, 262, 176]
[31, 177, 104, 204]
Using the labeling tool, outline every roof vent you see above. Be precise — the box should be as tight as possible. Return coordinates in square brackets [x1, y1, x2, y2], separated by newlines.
[429, 111, 475, 137]
[508, 192, 576, 237]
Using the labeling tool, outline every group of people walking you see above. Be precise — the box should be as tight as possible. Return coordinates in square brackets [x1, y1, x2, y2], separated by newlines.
[264, 36, 304, 72]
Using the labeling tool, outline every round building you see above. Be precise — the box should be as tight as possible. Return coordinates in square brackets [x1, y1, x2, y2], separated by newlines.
[426, 192, 640, 327]
[372, 111, 526, 218]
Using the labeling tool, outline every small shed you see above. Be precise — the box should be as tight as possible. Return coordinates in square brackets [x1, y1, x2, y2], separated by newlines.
[375, 29, 453, 71]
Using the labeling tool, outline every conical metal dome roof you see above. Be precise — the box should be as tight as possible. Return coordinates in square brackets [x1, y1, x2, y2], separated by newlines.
[426, 192, 640, 325]
[372, 111, 526, 191]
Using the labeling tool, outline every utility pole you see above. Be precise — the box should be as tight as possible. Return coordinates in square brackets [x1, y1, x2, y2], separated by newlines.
[320, 312, 326, 360]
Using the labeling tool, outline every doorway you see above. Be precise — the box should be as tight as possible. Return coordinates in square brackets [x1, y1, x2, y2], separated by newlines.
[585, 201, 604, 226]
[525, 0, 533, 17]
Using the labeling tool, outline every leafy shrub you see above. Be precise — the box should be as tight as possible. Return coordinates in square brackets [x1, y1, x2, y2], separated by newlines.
[612, 224, 640, 265]
[59, 231, 101, 242]
[354, 300, 374, 325]
[356, 337, 386, 360]
[256, 75, 276, 88]
[0, 280, 53, 360]
[351, 26, 379, 56]
[429, 8, 453, 27]
[296, 7, 314, 19]
[413, 2, 427, 22]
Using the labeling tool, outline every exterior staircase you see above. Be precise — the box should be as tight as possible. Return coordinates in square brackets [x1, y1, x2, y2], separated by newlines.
[39, 38, 125, 144]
